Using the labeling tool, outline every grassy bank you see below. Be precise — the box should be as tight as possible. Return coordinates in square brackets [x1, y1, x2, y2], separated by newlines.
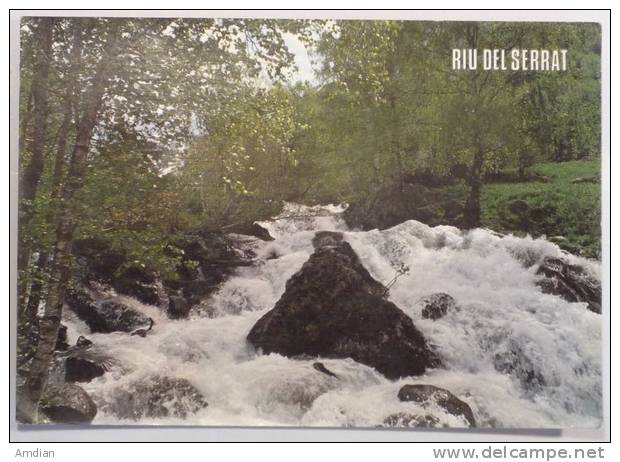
[480, 160, 601, 259]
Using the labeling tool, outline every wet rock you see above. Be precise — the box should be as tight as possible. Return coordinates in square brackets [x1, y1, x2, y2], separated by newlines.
[249, 223, 274, 241]
[98, 375, 208, 420]
[55, 324, 69, 351]
[261, 375, 333, 412]
[311, 230, 344, 249]
[228, 222, 275, 241]
[420, 293, 458, 320]
[65, 357, 107, 383]
[536, 257, 601, 313]
[313, 362, 339, 379]
[172, 230, 252, 305]
[75, 335, 93, 348]
[494, 341, 546, 392]
[112, 267, 160, 306]
[130, 318, 154, 337]
[40, 384, 97, 423]
[381, 412, 441, 428]
[167, 295, 190, 319]
[66, 289, 150, 333]
[181, 279, 217, 305]
[248, 235, 440, 379]
[507, 246, 543, 268]
[176, 231, 238, 272]
[265, 248, 281, 260]
[398, 384, 476, 427]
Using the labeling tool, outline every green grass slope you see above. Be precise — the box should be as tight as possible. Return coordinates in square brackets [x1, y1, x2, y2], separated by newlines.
[481, 160, 601, 259]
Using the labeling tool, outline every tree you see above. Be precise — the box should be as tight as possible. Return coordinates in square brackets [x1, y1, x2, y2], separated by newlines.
[16, 16, 297, 422]
[17, 20, 85, 366]
[18, 18, 54, 304]
[315, 20, 432, 194]
[19, 22, 121, 422]
[424, 23, 528, 228]
[180, 84, 303, 229]
[523, 24, 601, 162]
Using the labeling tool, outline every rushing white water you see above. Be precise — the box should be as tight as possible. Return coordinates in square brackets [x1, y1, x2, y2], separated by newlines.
[62, 203, 602, 428]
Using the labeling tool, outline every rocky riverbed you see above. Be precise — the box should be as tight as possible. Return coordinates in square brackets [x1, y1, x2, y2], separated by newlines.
[31, 203, 602, 428]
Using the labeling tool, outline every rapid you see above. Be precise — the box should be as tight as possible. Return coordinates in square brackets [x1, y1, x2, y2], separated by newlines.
[61, 204, 602, 428]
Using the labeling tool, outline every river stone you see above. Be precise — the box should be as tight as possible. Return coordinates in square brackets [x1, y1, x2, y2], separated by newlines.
[40, 384, 97, 423]
[227, 222, 275, 241]
[55, 324, 69, 351]
[172, 230, 253, 305]
[247, 233, 440, 379]
[65, 356, 107, 383]
[113, 277, 160, 307]
[311, 230, 344, 249]
[420, 293, 458, 320]
[398, 384, 476, 427]
[381, 412, 441, 428]
[536, 257, 601, 313]
[97, 375, 208, 420]
[493, 340, 546, 392]
[167, 295, 190, 319]
[66, 289, 150, 333]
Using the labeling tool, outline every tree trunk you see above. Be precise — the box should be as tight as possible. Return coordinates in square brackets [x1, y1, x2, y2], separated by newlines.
[17, 102, 74, 362]
[17, 18, 55, 290]
[388, 93, 404, 189]
[463, 145, 484, 229]
[17, 23, 85, 369]
[20, 21, 83, 317]
[19, 26, 118, 423]
[18, 88, 34, 155]
[556, 139, 565, 162]
[18, 27, 36, 157]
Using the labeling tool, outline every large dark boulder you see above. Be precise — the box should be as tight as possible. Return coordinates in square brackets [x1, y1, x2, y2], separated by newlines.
[97, 375, 208, 420]
[40, 384, 97, 423]
[247, 232, 440, 379]
[398, 384, 476, 427]
[66, 289, 150, 333]
[65, 357, 107, 383]
[536, 257, 601, 314]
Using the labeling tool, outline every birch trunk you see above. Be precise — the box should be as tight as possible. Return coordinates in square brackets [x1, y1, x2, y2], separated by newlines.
[19, 25, 118, 423]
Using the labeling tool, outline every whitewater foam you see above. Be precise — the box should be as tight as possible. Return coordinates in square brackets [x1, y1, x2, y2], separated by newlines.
[62, 203, 602, 428]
